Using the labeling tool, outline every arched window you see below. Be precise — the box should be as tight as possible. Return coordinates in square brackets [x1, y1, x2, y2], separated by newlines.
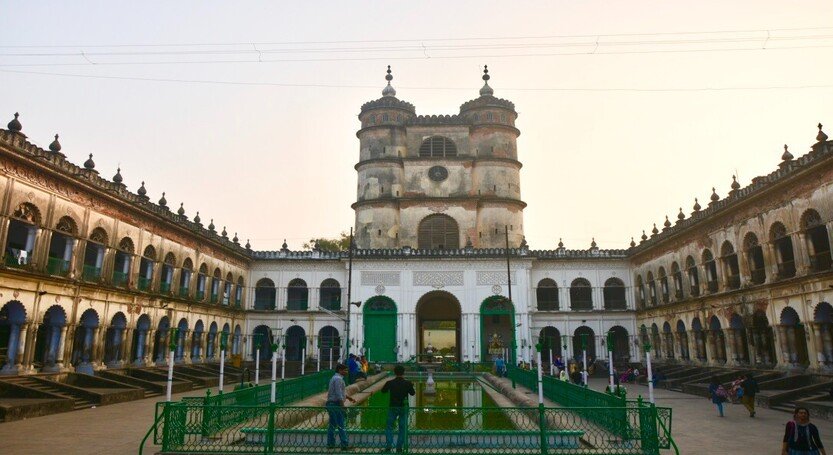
[223, 272, 233, 305]
[418, 136, 457, 157]
[646, 272, 657, 306]
[770, 222, 796, 279]
[686, 255, 700, 297]
[83, 227, 107, 281]
[210, 268, 221, 303]
[536, 278, 559, 311]
[235, 276, 244, 306]
[138, 245, 156, 292]
[635, 275, 645, 309]
[702, 249, 718, 293]
[671, 261, 684, 299]
[47, 216, 77, 276]
[320, 278, 341, 311]
[744, 233, 766, 284]
[113, 237, 134, 287]
[603, 278, 626, 310]
[179, 258, 193, 297]
[417, 214, 459, 250]
[287, 279, 308, 311]
[570, 278, 592, 310]
[196, 263, 208, 300]
[160, 252, 176, 293]
[6, 202, 43, 268]
[658, 267, 670, 303]
[254, 278, 276, 310]
[721, 241, 740, 289]
[801, 209, 832, 272]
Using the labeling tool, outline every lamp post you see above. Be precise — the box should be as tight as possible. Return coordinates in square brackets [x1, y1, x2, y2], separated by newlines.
[606, 331, 615, 392]
[281, 335, 287, 380]
[270, 334, 279, 404]
[561, 335, 568, 361]
[641, 324, 655, 403]
[218, 331, 228, 394]
[166, 327, 179, 402]
[253, 332, 262, 385]
[580, 333, 588, 386]
[316, 338, 321, 372]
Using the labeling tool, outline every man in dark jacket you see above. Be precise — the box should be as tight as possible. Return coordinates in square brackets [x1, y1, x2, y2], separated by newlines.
[741, 373, 760, 417]
[381, 365, 416, 452]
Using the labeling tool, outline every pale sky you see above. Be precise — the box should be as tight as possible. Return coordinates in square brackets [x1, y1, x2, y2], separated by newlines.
[2, 1, 832, 251]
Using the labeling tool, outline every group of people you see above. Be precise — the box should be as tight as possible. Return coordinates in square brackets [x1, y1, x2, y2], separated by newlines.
[346, 354, 369, 383]
[326, 362, 415, 452]
[707, 373, 759, 418]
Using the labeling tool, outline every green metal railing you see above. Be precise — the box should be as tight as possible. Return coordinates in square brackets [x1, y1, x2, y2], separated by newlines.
[160, 282, 171, 293]
[82, 264, 101, 281]
[138, 276, 151, 291]
[210, 293, 218, 303]
[195, 290, 205, 300]
[179, 286, 189, 298]
[112, 270, 128, 287]
[46, 257, 70, 276]
[150, 403, 670, 454]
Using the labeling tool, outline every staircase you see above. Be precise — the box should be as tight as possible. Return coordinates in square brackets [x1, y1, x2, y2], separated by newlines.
[2, 376, 95, 410]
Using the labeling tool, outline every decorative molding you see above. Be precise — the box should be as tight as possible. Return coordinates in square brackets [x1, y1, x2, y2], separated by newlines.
[375, 284, 386, 295]
[352, 260, 531, 271]
[413, 271, 464, 288]
[532, 261, 628, 270]
[491, 285, 502, 295]
[361, 271, 401, 286]
[477, 271, 515, 285]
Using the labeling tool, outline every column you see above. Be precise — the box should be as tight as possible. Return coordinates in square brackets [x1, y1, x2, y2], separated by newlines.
[777, 325, 791, 366]
[794, 232, 811, 275]
[746, 328, 759, 364]
[723, 329, 736, 365]
[823, 325, 833, 365]
[120, 328, 131, 365]
[786, 326, 798, 364]
[55, 326, 68, 370]
[813, 323, 826, 365]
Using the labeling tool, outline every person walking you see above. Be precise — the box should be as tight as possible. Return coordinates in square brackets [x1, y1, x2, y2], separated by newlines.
[381, 365, 416, 453]
[326, 363, 356, 451]
[741, 373, 760, 417]
[708, 377, 728, 417]
[782, 407, 826, 455]
[494, 356, 506, 377]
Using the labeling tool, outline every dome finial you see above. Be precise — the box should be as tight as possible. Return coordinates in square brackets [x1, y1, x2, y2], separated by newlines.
[557, 238, 564, 248]
[245, 239, 251, 250]
[651, 223, 659, 235]
[677, 207, 685, 222]
[137, 181, 147, 197]
[7, 112, 22, 133]
[382, 65, 397, 97]
[731, 175, 740, 190]
[710, 187, 719, 202]
[194, 211, 202, 226]
[49, 134, 62, 153]
[208, 218, 215, 233]
[158, 192, 167, 208]
[113, 166, 123, 184]
[781, 144, 794, 162]
[177, 203, 185, 216]
[232, 232, 239, 244]
[479, 65, 494, 96]
[590, 237, 597, 248]
[641, 230, 648, 242]
[693, 198, 701, 212]
[84, 153, 96, 170]
[664, 215, 671, 228]
[221, 226, 228, 238]
[281, 239, 289, 251]
[630, 237, 636, 248]
[817, 123, 828, 143]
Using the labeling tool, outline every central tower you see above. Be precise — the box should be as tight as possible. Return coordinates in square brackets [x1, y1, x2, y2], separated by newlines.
[353, 66, 525, 249]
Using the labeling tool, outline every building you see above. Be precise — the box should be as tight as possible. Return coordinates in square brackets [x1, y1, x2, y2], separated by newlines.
[0, 68, 830, 379]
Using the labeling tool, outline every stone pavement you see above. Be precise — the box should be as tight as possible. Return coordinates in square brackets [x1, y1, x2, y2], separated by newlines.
[585, 377, 833, 454]
[2, 375, 832, 454]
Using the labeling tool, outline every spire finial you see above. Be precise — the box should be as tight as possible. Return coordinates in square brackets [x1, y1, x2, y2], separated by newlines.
[138, 181, 147, 197]
[479, 65, 494, 96]
[590, 237, 597, 248]
[641, 230, 648, 241]
[281, 239, 289, 251]
[781, 144, 794, 162]
[630, 237, 636, 248]
[382, 65, 396, 97]
[693, 198, 701, 212]
[817, 123, 828, 143]
[194, 211, 201, 225]
[731, 175, 740, 190]
[651, 223, 659, 235]
[221, 226, 228, 238]
[677, 207, 685, 221]
[83, 153, 96, 170]
[245, 239, 251, 250]
[49, 134, 62, 153]
[208, 218, 215, 232]
[113, 166, 123, 184]
[158, 192, 167, 208]
[664, 215, 671, 228]
[7, 112, 22, 133]
[710, 187, 719, 202]
[232, 232, 239, 244]
[557, 238, 564, 248]
[177, 203, 185, 216]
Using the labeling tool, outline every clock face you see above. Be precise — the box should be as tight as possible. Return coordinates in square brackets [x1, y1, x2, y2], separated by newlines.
[428, 166, 448, 182]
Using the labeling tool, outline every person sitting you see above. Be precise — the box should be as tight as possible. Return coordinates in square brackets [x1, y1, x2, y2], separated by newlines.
[559, 369, 570, 382]
[554, 355, 565, 372]
[347, 354, 364, 383]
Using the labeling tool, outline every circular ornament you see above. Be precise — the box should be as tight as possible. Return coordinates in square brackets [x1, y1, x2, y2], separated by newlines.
[428, 166, 448, 182]
[491, 285, 502, 295]
[375, 284, 386, 295]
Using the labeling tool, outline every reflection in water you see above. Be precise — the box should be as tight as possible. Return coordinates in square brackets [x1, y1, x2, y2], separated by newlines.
[358, 380, 513, 430]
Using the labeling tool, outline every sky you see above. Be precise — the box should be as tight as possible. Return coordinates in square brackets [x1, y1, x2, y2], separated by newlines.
[2, 1, 832, 251]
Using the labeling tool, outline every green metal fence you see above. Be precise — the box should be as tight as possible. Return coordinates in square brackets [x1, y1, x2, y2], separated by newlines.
[150, 403, 671, 454]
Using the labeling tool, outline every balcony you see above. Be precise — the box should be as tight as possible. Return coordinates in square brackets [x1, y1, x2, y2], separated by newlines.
[570, 299, 593, 311]
[777, 261, 796, 280]
[210, 294, 219, 304]
[810, 252, 832, 272]
[287, 298, 309, 311]
[750, 268, 766, 284]
[707, 281, 718, 293]
[4, 254, 27, 268]
[179, 286, 190, 298]
[112, 271, 128, 288]
[137, 276, 151, 292]
[196, 290, 205, 301]
[674, 289, 684, 300]
[604, 299, 627, 310]
[82, 265, 101, 281]
[46, 257, 70, 276]
[727, 275, 740, 290]
[159, 282, 171, 293]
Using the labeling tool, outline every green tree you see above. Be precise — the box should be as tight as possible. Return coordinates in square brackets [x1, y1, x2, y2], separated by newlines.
[303, 232, 351, 251]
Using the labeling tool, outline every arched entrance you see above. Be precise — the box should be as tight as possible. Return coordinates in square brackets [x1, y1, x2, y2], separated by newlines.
[154, 317, 171, 364]
[730, 314, 749, 364]
[676, 320, 690, 360]
[132, 314, 151, 365]
[416, 291, 461, 363]
[104, 312, 127, 367]
[363, 296, 397, 362]
[480, 295, 516, 364]
[814, 302, 833, 365]
[206, 322, 218, 360]
[573, 326, 596, 362]
[539, 326, 562, 366]
[285, 326, 306, 362]
[709, 316, 727, 364]
[318, 326, 341, 364]
[609, 326, 630, 363]
[780, 307, 809, 367]
[0, 301, 27, 373]
[252, 325, 273, 361]
[72, 309, 99, 373]
[35, 305, 67, 372]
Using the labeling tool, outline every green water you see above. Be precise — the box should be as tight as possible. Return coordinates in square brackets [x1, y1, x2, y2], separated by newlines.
[355, 380, 515, 430]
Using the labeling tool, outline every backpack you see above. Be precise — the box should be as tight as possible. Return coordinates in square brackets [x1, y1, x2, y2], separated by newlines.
[715, 386, 729, 400]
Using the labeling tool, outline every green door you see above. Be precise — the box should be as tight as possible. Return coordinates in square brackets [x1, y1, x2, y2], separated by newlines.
[363, 296, 397, 362]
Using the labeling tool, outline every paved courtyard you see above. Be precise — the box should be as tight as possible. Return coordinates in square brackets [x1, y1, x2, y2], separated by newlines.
[0, 377, 830, 454]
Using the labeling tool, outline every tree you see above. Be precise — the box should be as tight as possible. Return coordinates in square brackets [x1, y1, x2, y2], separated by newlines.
[303, 232, 351, 252]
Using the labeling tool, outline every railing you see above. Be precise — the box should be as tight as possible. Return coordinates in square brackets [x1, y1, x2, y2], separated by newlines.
[112, 270, 128, 287]
[286, 298, 309, 311]
[138, 276, 151, 291]
[149, 402, 670, 454]
[179, 286, 189, 298]
[46, 256, 70, 276]
[195, 290, 205, 300]
[706, 280, 718, 293]
[674, 289, 683, 300]
[160, 282, 171, 293]
[210, 294, 218, 304]
[750, 268, 766, 284]
[508, 366, 630, 439]
[82, 264, 101, 281]
[727, 275, 740, 289]
[777, 260, 796, 279]
[810, 252, 833, 272]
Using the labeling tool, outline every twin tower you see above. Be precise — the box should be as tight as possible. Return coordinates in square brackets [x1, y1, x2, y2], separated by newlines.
[353, 66, 526, 250]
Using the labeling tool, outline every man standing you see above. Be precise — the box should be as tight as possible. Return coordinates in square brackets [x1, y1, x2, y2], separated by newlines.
[494, 356, 506, 377]
[741, 373, 759, 417]
[381, 365, 416, 453]
[327, 364, 356, 450]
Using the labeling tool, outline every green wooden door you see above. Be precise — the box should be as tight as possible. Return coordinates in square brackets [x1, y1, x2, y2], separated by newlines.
[363, 297, 397, 362]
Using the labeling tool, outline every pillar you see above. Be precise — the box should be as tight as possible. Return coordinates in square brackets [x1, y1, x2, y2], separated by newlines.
[823, 325, 833, 365]
[13, 323, 28, 371]
[787, 326, 798, 364]
[813, 323, 826, 366]
[777, 325, 791, 366]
